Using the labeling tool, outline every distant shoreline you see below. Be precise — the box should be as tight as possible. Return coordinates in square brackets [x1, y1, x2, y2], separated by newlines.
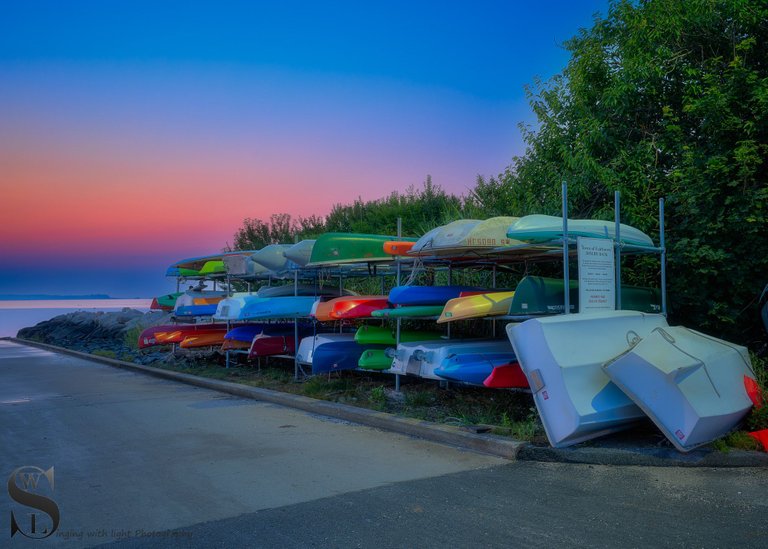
[0, 294, 117, 301]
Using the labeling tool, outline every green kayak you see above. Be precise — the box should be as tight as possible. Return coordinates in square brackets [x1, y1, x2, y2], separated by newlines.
[307, 233, 418, 266]
[371, 305, 444, 319]
[358, 349, 394, 370]
[508, 276, 661, 316]
[354, 325, 442, 345]
[198, 260, 227, 276]
[177, 268, 202, 277]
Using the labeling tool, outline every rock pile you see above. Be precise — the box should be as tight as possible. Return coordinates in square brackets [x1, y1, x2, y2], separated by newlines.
[17, 309, 169, 363]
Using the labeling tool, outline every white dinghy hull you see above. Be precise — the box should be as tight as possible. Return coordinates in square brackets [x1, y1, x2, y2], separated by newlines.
[506, 311, 669, 448]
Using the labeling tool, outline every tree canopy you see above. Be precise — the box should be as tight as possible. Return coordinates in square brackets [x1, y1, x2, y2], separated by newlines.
[492, 0, 767, 342]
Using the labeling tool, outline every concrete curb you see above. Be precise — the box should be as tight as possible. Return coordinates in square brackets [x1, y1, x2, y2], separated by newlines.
[8, 338, 524, 460]
[8, 338, 768, 467]
[518, 443, 768, 468]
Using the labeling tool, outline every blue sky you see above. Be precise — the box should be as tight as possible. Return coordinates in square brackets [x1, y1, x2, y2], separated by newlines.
[0, 1, 609, 297]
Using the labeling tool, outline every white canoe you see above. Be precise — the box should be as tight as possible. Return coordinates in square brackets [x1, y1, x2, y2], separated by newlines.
[389, 339, 512, 380]
[251, 244, 296, 272]
[604, 326, 755, 452]
[284, 240, 316, 267]
[296, 333, 356, 365]
[506, 310, 669, 448]
[410, 217, 524, 257]
[222, 254, 271, 278]
[506, 214, 654, 248]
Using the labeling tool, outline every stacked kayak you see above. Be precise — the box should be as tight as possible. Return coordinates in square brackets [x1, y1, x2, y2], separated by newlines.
[220, 323, 297, 352]
[409, 216, 523, 257]
[174, 291, 228, 317]
[389, 339, 513, 380]
[371, 306, 444, 319]
[284, 240, 316, 267]
[240, 296, 320, 319]
[296, 333, 356, 366]
[355, 326, 443, 371]
[312, 341, 387, 374]
[505, 214, 655, 248]
[308, 233, 417, 266]
[507, 276, 661, 316]
[388, 285, 485, 306]
[141, 323, 233, 348]
[151, 292, 182, 311]
[438, 291, 516, 323]
[434, 352, 522, 387]
[312, 296, 389, 321]
[378, 285, 487, 319]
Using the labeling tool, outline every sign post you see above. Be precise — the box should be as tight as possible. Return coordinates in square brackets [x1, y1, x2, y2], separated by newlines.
[577, 237, 616, 313]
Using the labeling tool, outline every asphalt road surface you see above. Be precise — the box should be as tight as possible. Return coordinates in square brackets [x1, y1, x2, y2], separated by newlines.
[1, 340, 766, 548]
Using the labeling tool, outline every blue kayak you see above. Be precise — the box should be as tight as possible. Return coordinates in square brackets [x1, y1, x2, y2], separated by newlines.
[224, 323, 301, 342]
[434, 352, 517, 386]
[388, 285, 486, 306]
[241, 296, 320, 319]
[174, 304, 218, 317]
[311, 341, 387, 374]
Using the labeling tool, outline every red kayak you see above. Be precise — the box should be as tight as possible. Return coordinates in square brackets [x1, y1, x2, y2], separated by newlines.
[483, 362, 529, 389]
[138, 325, 178, 348]
[330, 296, 390, 320]
[248, 333, 297, 358]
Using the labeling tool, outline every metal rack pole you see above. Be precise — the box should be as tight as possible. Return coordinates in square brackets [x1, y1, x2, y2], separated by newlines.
[562, 181, 570, 315]
[294, 269, 300, 380]
[446, 265, 452, 338]
[395, 217, 402, 392]
[492, 265, 497, 337]
[660, 198, 667, 317]
[615, 191, 622, 310]
[225, 274, 231, 369]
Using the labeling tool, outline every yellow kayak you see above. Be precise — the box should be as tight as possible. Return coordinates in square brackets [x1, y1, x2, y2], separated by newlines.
[437, 291, 515, 323]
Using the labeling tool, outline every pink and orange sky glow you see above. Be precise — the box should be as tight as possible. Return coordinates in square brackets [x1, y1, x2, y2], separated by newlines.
[0, 1, 607, 297]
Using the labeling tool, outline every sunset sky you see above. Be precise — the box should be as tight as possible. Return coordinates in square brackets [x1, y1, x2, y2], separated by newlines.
[0, 1, 607, 297]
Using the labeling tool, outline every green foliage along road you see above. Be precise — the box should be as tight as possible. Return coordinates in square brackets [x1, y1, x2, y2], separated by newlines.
[230, 0, 768, 347]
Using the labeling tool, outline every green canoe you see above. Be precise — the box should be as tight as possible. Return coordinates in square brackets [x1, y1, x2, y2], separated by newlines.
[371, 305, 445, 319]
[307, 233, 418, 266]
[354, 325, 442, 345]
[508, 276, 661, 316]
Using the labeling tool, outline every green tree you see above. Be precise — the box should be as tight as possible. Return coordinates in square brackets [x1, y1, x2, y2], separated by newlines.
[493, 0, 768, 343]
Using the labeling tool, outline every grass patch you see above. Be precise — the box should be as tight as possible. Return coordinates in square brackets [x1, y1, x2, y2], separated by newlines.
[123, 325, 143, 351]
[91, 349, 117, 359]
[714, 431, 760, 452]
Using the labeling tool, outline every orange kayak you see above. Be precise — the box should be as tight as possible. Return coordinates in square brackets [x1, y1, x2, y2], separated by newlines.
[383, 241, 415, 255]
[154, 324, 231, 345]
[179, 332, 227, 349]
[221, 339, 252, 351]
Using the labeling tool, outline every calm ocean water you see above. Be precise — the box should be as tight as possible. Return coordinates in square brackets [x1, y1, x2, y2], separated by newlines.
[0, 299, 153, 338]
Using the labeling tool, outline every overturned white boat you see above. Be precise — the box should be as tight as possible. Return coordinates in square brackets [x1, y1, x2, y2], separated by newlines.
[604, 326, 756, 452]
[506, 310, 669, 448]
